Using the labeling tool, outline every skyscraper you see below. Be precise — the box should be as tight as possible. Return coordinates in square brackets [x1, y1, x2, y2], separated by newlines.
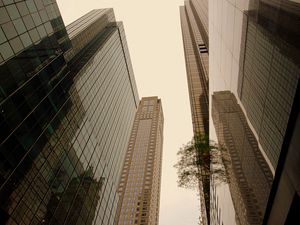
[180, 0, 209, 224]
[209, 0, 299, 224]
[116, 97, 164, 225]
[0, 3, 139, 225]
[180, 0, 208, 136]
[212, 91, 273, 225]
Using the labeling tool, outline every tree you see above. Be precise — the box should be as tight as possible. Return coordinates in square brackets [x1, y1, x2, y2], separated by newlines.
[174, 140, 200, 189]
[174, 134, 229, 225]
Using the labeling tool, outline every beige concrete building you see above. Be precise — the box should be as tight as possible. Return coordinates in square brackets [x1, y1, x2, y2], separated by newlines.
[115, 97, 164, 225]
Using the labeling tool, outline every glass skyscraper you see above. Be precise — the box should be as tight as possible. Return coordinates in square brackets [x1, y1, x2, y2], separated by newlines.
[180, 1, 209, 224]
[209, 0, 299, 224]
[180, 0, 209, 136]
[0, 2, 139, 225]
[212, 91, 273, 225]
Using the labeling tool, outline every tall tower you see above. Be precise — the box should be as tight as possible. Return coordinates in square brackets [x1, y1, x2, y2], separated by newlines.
[116, 97, 164, 225]
[0, 4, 139, 225]
[212, 91, 273, 225]
[180, 0, 209, 135]
[209, 0, 300, 224]
[180, 1, 209, 224]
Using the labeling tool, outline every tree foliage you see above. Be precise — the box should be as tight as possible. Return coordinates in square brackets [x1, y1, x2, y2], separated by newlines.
[174, 141, 200, 189]
[174, 134, 228, 225]
[174, 134, 217, 189]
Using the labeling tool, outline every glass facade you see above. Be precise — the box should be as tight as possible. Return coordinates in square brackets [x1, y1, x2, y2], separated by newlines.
[212, 91, 273, 225]
[66, 9, 116, 61]
[1, 3, 139, 225]
[0, 0, 71, 64]
[189, 0, 208, 48]
[238, 0, 300, 168]
[180, 1, 209, 224]
[209, 0, 299, 224]
[180, 0, 209, 136]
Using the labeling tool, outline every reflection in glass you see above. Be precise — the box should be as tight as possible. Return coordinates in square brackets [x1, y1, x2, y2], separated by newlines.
[1, 5, 138, 225]
[209, 0, 300, 224]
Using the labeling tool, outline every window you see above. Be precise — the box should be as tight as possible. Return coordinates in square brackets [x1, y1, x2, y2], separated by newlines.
[0, 28, 7, 44]
[26, 0, 37, 13]
[2, 22, 17, 39]
[32, 12, 42, 26]
[0, 7, 10, 24]
[0, 42, 14, 59]
[13, 18, 26, 35]
[199, 44, 208, 53]
[17, 2, 30, 16]
[3, 0, 14, 4]
[23, 14, 35, 30]
[6, 4, 20, 20]
[35, 0, 44, 10]
[44, 22, 53, 34]
[9, 36, 23, 53]
[28, 28, 40, 43]
[39, 9, 48, 23]
[37, 25, 46, 38]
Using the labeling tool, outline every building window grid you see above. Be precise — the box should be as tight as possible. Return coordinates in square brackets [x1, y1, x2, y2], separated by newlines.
[0, 2, 65, 62]
[241, 19, 300, 168]
[0, 19, 137, 225]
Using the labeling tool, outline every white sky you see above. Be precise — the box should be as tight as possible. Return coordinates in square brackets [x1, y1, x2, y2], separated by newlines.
[56, 1, 199, 224]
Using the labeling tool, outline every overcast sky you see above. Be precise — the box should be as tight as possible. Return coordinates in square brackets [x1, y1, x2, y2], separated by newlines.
[56, 0, 199, 224]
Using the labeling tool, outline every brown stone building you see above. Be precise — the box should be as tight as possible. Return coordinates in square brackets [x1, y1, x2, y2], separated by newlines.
[115, 97, 164, 225]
